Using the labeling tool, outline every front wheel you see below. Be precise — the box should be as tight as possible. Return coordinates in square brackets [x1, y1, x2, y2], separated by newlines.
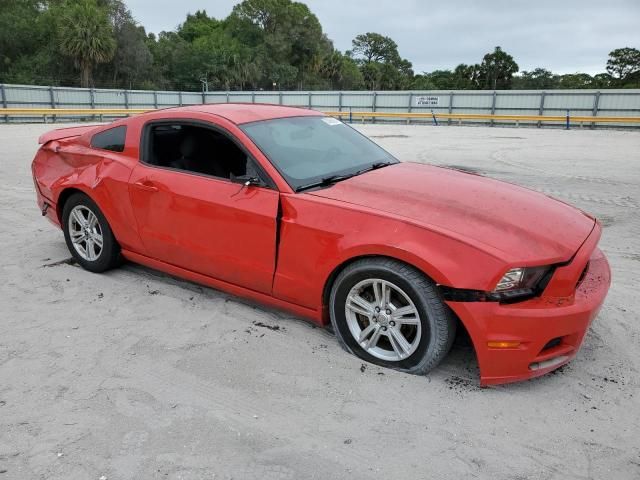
[62, 193, 121, 273]
[329, 258, 456, 375]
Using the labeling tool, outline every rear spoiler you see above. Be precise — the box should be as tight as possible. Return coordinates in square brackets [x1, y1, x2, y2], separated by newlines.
[38, 125, 100, 144]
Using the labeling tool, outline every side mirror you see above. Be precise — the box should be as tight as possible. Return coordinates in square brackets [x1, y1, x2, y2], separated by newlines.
[231, 174, 262, 187]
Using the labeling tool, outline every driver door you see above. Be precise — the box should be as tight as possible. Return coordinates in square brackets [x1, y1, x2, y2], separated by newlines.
[128, 121, 279, 295]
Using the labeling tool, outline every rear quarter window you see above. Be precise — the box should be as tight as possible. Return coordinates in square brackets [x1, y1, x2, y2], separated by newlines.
[91, 126, 126, 152]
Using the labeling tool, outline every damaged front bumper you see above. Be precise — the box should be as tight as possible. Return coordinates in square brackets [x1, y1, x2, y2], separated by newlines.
[446, 236, 611, 386]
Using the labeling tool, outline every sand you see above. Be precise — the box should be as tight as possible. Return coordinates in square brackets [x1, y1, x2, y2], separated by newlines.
[1, 122, 639, 479]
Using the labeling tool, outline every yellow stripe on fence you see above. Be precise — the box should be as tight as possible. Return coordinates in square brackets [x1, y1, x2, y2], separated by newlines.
[1, 108, 640, 124]
[1, 108, 151, 115]
[325, 111, 640, 124]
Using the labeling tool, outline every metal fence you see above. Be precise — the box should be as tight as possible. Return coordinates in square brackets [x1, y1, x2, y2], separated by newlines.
[2, 83, 640, 127]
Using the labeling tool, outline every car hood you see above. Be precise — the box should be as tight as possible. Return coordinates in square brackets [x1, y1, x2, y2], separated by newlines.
[307, 162, 595, 263]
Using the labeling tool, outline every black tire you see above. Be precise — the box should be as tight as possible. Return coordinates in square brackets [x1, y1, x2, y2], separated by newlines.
[62, 193, 121, 273]
[329, 258, 456, 375]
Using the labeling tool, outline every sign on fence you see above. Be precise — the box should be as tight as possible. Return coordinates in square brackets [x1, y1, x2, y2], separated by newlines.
[414, 96, 439, 107]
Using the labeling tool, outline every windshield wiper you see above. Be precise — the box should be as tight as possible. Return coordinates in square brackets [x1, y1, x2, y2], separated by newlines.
[366, 161, 395, 172]
[295, 161, 396, 193]
[295, 173, 357, 192]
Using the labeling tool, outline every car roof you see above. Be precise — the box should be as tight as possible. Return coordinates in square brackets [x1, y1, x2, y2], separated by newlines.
[156, 103, 324, 125]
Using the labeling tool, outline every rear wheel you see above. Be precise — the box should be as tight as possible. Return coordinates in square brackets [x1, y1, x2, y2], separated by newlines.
[329, 258, 456, 374]
[62, 193, 121, 273]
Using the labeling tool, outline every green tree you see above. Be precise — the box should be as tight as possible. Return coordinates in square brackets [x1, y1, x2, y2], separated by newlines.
[178, 10, 222, 43]
[228, 0, 331, 89]
[317, 51, 363, 89]
[606, 47, 640, 83]
[411, 74, 436, 90]
[88, 0, 154, 88]
[452, 64, 481, 89]
[412, 65, 479, 90]
[592, 73, 614, 88]
[146, 31, 191, 90]
[0, 0, 74, 84]
[348, 32, 413, 90]
[478, 46, 519, 89]
[189, 30, 253, 90]
[513, 68, 557, 89]
[0, 0, 41, 79]
[58, 0, 116, 87]
[350, 33, 401, 64]
[557, 73, 594, 89]
[111, 21, 152, 88]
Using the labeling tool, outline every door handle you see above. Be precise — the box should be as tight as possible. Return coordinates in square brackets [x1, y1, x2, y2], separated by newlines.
[133, 180, 159, 192]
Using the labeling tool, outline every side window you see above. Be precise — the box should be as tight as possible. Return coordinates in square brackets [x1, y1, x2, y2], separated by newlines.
[144, 123, 257, 182]
[91, 126, 126, 152]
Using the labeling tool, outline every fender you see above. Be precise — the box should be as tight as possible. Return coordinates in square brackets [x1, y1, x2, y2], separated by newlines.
[34, 144, 144, 254]
[272, 193, 507, 317]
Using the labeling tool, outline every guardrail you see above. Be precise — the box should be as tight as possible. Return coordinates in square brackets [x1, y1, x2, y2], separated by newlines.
[326, 110, 640, 127]
[2, 107, 640, 128]
[0, 107, 151, 122]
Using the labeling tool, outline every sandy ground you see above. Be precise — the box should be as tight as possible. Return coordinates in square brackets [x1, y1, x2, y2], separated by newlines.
[1, 122, 639, 480]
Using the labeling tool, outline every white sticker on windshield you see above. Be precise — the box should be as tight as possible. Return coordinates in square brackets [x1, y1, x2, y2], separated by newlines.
[322, 117, 342, 126]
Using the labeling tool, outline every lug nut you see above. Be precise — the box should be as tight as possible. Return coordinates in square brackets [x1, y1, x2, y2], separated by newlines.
[390, 321, 395, 327]
[386, 309, 391, 315]
[382, 326, 387, 331]
[375, 307, 380, 312]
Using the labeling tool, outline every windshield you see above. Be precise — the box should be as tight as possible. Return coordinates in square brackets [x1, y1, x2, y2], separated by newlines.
[240, 116, 397, 191]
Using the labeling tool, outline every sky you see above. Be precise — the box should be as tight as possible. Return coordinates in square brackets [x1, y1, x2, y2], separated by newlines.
[126, 0, 640, 75]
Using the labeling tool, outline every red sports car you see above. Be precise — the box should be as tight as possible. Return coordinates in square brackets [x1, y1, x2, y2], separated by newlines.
[31, 104, 611, 385]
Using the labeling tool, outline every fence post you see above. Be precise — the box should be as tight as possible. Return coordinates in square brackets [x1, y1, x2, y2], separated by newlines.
[407, 92, 413, 125]
[490, 90, 497, 127]
[591, 91, 601, 129]
[201, 90, 205, 104]
[349, 107, 352, 124]
[372, 91, 377, 124]
[308, 91, 312, 109]
[538, 91, 546, 128]
[431, 109, 438, 126]
[153, 91, 158, 109]
[0, 84, 7, 123]
[49, 86, 56, 123]
[226, 91, 230, 103]
[124, 89, 129, 109]
[338, 91, 343, 113]
[279, 90, 283, 105]
[178, 91, 183, 107]
[448, 91, 454, 125]
[566, 109, 570, 130]
[252, 91, 256, 104]
[90, 87, 96, 121]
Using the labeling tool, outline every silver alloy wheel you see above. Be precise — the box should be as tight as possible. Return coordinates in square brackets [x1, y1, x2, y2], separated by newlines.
[68, 205, 103, 262]
[344, 278, 422, 362]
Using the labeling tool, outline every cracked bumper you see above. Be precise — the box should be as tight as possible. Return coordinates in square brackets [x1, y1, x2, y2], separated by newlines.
[447, 247, 611, 386]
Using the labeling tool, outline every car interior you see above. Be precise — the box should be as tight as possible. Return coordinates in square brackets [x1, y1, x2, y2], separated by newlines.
[145, 124, 256, 180]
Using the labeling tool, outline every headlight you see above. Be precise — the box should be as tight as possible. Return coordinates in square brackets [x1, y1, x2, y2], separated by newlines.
[439, 265, 555, 304]
[495, 268, 525, 291]
[493, 266, 552, 300]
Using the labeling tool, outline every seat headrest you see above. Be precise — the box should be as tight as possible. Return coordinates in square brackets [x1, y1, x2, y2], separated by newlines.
[180, 134, 198, 158]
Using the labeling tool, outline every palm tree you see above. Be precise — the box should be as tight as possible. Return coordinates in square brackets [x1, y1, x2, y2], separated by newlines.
[59, 0, 116, 88]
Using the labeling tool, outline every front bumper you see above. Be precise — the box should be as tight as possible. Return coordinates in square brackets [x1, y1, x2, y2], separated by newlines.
[447, 246, 611, 386]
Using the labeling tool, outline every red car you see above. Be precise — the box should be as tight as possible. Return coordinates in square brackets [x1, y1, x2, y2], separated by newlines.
[32, 104, 611, 385]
